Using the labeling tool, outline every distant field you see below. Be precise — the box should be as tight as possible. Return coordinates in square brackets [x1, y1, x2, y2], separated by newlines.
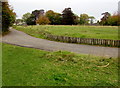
[3, 43, 118, 86]
[14, 25, 118, 40]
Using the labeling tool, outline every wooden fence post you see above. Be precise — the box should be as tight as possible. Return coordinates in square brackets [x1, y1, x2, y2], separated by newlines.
[46, 34, 120, 47]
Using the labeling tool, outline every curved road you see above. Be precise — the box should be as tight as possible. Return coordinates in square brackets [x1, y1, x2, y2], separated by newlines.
[1, 28, 119, 58]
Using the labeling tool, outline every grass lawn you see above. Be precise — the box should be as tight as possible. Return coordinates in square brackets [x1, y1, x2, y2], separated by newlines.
[14, 25, 118, 40]
[2, 43, 118, 86]
[0, 43, 2, 87]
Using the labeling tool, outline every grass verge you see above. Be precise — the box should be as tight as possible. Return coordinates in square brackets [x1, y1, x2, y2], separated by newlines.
[13, 25, 118, 40]
[2, 43, 118, 86]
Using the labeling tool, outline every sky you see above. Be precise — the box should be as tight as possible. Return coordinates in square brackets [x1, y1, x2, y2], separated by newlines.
[9, 0, 119, 21]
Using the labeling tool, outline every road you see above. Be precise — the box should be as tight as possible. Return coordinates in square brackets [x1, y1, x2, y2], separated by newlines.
[1, 28, 119, 58]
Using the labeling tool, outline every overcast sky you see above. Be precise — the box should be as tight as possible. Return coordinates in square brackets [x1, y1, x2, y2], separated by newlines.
[9, 0, 119, 20]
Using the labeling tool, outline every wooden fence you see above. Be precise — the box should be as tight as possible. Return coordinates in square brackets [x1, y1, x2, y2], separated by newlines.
[45, 34, 120, 47]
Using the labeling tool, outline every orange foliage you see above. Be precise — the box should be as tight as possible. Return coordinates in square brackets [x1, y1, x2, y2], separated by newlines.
[36, 16, 50, 25]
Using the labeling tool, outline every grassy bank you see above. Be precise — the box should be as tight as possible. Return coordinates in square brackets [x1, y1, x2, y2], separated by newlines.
[14, 25, 118, 40]
[2, 43, 118, 86]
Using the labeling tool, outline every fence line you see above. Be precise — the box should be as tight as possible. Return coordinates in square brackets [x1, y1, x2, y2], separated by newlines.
[45, 34, 120, 47]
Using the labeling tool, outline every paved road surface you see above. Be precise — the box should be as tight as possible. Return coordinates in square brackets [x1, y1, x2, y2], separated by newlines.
[1, 28, 119, 58]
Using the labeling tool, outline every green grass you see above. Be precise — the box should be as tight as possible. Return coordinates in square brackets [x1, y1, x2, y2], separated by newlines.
[2, 43, 118, 86]
[14, 25, 118, 40]
[0, 43, 2, 87]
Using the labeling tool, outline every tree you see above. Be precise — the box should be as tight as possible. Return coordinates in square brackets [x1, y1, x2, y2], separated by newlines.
[15, 19, 24, 25]
[53, 12, 62, 25]
[46, 10, 62, 25]
[36, 16, 50, 25]
[2, 1, 16, 32]
[100, 12, 111, 25]
[26, 15, 36, 25]
[100, 12, 120, 26]
[62, 8, 75, 25]
[25, 9, 45, 25]
[107, 14, 120, 26]
[74, 14, 79, 25]
[96, 20, 100, 25]
[89, 16, 95, 25]
[22, 12, 31, 22]
[79, 14, 89, 25]
[45, 10, 54, 24]
[32, 9, 44, 20]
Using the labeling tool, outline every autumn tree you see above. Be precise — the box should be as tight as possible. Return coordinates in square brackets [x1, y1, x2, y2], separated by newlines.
[26, 9, 45, 25]
[46, 10, 62, 25]
[62, 8, 75, 25]
[2, 0, 16, 32]
[100, 12, 119, 26]
[46, 10, 54, 24]
[107, 14, 120, 26]
[53, 13, 62, 25]
[36, 16, 50, 25]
